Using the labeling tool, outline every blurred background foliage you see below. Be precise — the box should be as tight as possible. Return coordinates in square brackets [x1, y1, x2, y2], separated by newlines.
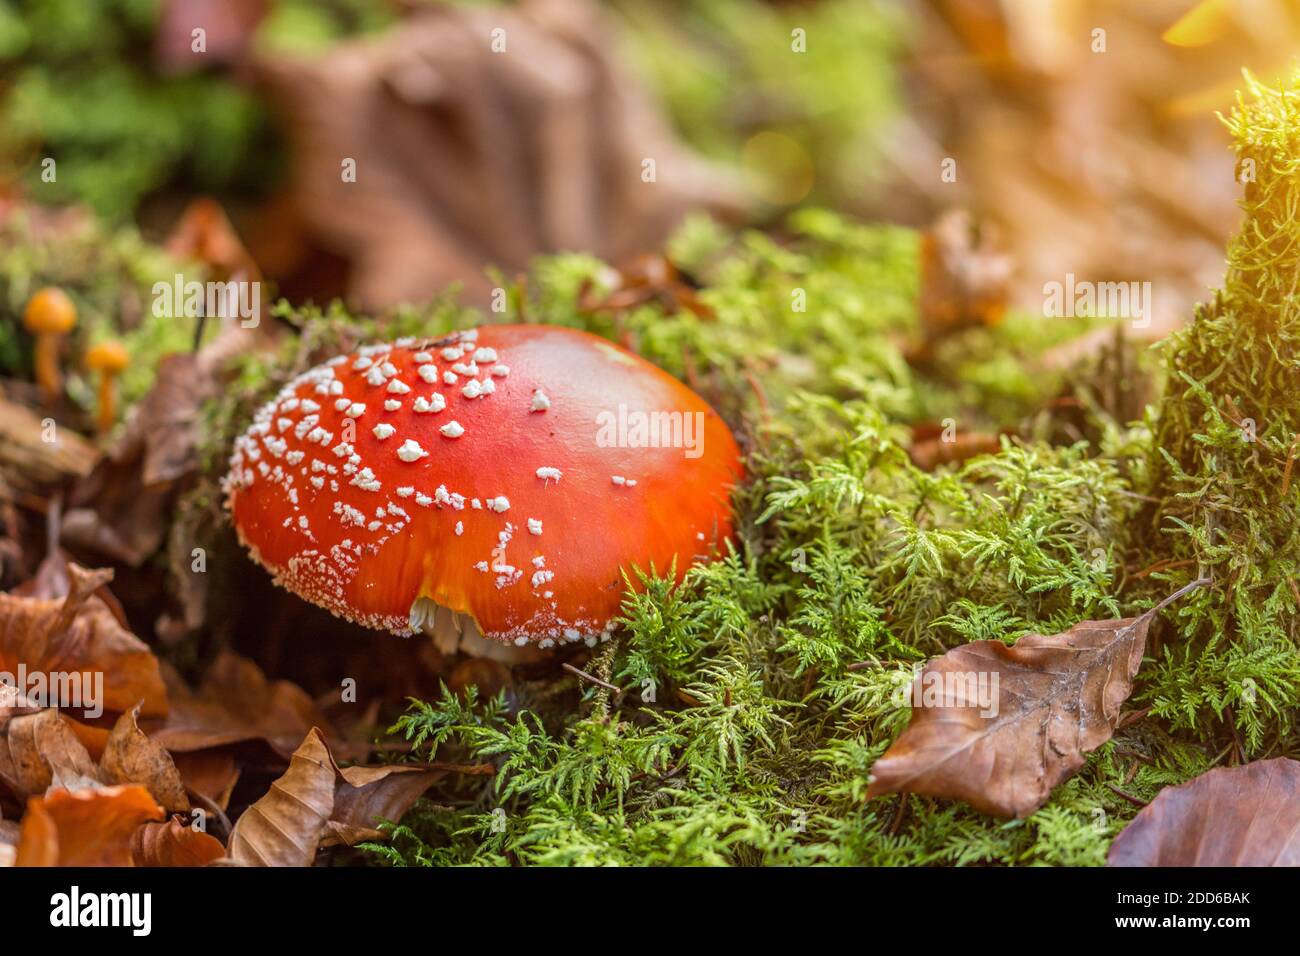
[0, 0, 906, 223]
[0, 0, 269, 221]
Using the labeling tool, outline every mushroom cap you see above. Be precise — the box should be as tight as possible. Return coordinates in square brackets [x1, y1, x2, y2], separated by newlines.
[23, 287, 77, 335]
[224, 325, 743, 646]
[85, 340, 130, 374]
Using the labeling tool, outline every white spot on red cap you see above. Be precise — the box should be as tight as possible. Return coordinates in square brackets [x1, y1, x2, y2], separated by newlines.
[397, 439, 429, 462]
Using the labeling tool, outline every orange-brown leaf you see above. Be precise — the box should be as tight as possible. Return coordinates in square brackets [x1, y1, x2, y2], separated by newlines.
[0, 564, 168, 716]
[1108, 758, 1300, 866]
[131, 817, 225, 867]
[15, 784, 163, 866]
[172, 750, 240, 812]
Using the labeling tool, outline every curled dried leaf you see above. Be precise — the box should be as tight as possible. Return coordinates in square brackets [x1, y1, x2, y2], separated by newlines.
[1, 708, 99, 798]
[331, 764, 444, 846]
[149, 651, 334, 757]
[227, 727, 335, 867]
[100, 703, 190, 814]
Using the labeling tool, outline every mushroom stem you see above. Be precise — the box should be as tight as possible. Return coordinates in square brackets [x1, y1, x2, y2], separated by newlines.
[84, 340, 129, 436]
[34, 333, 63, 404]
[95, 370, 118, 435]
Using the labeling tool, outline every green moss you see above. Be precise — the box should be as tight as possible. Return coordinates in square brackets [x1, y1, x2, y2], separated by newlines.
[1137, 73, 1300, 755]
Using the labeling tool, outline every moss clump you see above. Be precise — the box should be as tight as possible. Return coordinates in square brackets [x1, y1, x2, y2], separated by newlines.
[1137, 73, 1300, 755]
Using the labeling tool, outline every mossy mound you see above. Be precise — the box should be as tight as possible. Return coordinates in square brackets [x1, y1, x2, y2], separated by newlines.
[159, 74, 1300, 868]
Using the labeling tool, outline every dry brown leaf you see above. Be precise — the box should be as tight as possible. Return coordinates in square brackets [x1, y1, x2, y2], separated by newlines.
[330, 764, 444, 846]
[15, 784, 163, 866]
[0, 564, 168, 716]
[0, 708, 100, 798]
[62, 354, 211, 565]
[131, 816, 226, 867]
[61, 715, 110, 764]
[165, 197, 263, 282]
[907, 424, 1006, 470]
[577, 253, 715, 321]
[227, 727, 335, 867]
[172, 750, 240, 812]
[100, 703, 190, 814]
[320, 820, 383, 847]
[150, 652, 334, 758]
[0, 398, 98, 496]
[868, 580, 1208, 818]
[917, 210, 1012, 344]
[60, 313, 267, 572]
[1108, 757, 1300, 866]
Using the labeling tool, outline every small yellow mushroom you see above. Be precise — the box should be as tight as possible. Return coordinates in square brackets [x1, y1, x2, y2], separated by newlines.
[85, 340, 130, 435]
[22, 287, 78, 404]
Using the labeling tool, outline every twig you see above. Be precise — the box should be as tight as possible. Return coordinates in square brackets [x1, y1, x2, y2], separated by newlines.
[1116, 489, 1161, 503]
[1130, 557, 1196, 579]
[1106, 784, 1148, 809]
[1146, 576, 1212, 617]
[561, 661, 622, 694]
[1283, 432, 1300, 497]
[185, 787, 232, 837]
[1117, 706, 1152, 730]
[192, 312, 208, 354]
[1224, 706, 1244, 766]
[414, 761, 496, 776]
[888, 795, 908, 835]
[1113, 747, 1152, 764]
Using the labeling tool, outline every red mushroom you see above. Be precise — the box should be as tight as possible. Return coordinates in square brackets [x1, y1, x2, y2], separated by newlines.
[224, 325, 742, 656]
